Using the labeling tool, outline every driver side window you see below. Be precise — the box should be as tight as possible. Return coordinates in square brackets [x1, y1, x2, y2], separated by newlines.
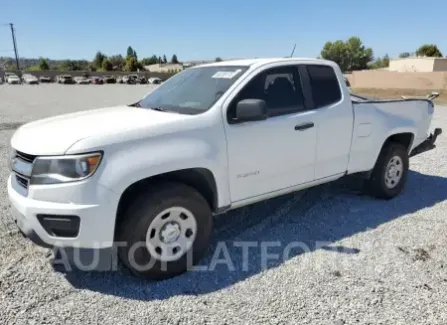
[227, 66, 305, 121]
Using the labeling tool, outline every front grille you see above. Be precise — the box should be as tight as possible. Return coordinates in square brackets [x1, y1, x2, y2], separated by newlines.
[12, 150, 35, 192]
[16, 174, 28, 188]
[15, 150, 36, 163]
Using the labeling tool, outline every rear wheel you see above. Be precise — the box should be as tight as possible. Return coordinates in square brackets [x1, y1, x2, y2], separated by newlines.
[117, 182, 213, 280]
[365, 143, 409, 199]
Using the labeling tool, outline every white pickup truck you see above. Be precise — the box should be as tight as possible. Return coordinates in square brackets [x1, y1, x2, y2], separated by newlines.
[8, 58, 441, 279]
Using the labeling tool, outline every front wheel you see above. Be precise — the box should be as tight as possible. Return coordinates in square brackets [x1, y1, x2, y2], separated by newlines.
[117, 182, 213, 280]
[365, 143, 409, 199]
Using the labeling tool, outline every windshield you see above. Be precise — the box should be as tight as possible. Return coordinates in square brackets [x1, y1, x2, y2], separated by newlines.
[137, 65, 248, 114]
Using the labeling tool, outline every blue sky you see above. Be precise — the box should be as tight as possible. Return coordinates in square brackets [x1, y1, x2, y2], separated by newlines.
[1, 0, 446, 61]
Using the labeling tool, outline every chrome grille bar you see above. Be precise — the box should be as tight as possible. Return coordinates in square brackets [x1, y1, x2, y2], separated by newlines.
[11, 150, 35, 191]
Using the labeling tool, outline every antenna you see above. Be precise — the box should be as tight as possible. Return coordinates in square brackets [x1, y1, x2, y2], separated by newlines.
[290, 44, 296, 57]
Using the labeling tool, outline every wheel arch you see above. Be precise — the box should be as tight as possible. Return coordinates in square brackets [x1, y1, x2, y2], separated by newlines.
[114, 168, 218, 240]
[383, 132, 414, 153]
[361, 132, 414, 179]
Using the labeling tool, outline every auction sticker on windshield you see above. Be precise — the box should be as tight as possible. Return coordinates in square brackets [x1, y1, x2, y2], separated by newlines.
[212, 69, 242, 79]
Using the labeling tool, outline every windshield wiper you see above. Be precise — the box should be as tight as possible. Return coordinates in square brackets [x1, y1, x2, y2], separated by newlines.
[150, 106, 166, 111]
[150, 106, 178, 113]
[129, 101, 141, 107]
[131, 103, 179, 113]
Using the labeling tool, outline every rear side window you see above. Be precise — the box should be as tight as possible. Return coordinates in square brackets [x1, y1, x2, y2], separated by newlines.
[307, 65, 342, 108]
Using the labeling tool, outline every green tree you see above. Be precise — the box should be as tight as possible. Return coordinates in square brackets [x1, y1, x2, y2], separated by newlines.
[124, 57, 138, 72]
[162, 55, 167, 63]
[127, 46, 135, 58]
[171, 54, 179, 64]
[416, 44, 442, 57]
[75, 60, 89, 70]
[93, 51, 107, 69]
[39, 58, 49, 70]
[158, 56, 162, 64]
[345, 37, 373, 71]
[58, 60, 84, 71]
[399, 52, 411, 58]
[382, 54, 390, 67]
[88, 63, 97, 72]
[370, 58, 382, 69]
[109, 55, 125, 70]
[136, 61, 144, 71]
[102, 59, 113, 71]
[370, 54, 390, 69]
[141, 55, 158, 66]
[28, 65, 41, 71]
[58, 61, 70, 71]
[321, 40, 349, 71]
[321, 37, 373, 72]
[126, 46, 138, 59]
[215, 57, 223, 62]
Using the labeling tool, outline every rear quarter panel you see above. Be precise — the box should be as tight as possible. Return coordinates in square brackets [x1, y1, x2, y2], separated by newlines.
[348, 100, 433, 174]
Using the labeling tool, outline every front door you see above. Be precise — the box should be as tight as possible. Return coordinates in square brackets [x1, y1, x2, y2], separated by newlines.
[224, 65, 317, 202]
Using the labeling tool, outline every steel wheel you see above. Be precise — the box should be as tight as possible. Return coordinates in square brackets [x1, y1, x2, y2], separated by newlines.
[145, 207, 197, 262]
[384, 155, 403, 189]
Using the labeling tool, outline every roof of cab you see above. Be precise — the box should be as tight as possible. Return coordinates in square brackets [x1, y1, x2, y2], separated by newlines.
[198, 57, 335, 69]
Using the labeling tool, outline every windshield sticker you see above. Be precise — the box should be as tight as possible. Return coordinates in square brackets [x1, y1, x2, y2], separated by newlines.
[212, 69, 242, 79]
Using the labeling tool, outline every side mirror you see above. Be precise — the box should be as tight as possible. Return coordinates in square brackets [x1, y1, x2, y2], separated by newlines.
[235, 99, 268, 123]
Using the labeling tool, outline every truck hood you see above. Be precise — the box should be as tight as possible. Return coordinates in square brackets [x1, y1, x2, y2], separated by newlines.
[11, 106, 190, 155]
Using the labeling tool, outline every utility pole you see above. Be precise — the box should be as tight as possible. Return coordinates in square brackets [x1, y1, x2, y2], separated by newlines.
[9, 23, 20, 73]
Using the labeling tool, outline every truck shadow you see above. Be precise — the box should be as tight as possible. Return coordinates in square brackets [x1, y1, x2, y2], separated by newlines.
[60, 170, 447, 300]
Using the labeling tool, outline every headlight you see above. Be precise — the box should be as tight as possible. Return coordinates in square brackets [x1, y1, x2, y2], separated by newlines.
[30, 152, 102, 185]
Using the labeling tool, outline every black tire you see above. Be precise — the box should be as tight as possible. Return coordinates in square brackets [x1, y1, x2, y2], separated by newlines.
[366, 142, 409, 199]
[117, 182, 213, 280]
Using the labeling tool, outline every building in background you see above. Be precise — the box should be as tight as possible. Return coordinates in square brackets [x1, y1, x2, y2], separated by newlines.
[144, 63, 184, 73]
[389, 57, 447, 72]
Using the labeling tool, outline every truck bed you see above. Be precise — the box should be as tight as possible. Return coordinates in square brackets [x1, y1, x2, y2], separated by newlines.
[346, 93, 437, 175]
[350, 93, 435, 149]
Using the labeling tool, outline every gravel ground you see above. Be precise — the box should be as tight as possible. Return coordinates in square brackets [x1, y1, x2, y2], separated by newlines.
[1, 84, 447, 325]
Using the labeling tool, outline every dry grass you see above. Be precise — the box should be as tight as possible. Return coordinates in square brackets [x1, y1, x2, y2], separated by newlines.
[352, 88, 447, 104]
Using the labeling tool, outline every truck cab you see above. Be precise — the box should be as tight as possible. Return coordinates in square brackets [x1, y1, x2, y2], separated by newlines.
[8, 58, 441, 279]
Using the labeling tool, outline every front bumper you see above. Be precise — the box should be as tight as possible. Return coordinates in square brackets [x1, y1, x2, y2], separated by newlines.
[8, 175, 121, 271]
[410, 128, 442, 157]
[7, 175, 119, 249]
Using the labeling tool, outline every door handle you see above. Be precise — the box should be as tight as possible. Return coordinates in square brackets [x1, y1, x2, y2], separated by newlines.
[294, 122, 314, 131]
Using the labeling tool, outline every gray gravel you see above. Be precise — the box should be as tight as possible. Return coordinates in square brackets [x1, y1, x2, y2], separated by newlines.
[1, 84, 447, 325]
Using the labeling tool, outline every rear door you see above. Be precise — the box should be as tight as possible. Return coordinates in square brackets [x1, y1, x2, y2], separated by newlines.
[302, 65, 354, 179]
